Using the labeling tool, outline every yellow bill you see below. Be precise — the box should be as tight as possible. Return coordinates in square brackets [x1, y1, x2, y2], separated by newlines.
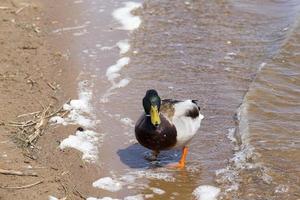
[150, 105, 161, 126]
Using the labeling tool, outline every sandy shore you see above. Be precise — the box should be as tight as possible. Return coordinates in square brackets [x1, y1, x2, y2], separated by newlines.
[0, 0, 99, 199]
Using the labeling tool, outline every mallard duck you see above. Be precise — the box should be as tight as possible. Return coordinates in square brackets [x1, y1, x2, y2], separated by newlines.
[135, 89, 204, 168]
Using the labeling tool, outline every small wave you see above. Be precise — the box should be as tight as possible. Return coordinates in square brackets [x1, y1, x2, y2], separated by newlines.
[215, 95, 273, 198]
[215, 103, 257, 196]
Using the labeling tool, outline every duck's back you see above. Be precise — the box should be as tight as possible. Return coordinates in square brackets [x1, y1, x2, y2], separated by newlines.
[161, 99, 203, 147]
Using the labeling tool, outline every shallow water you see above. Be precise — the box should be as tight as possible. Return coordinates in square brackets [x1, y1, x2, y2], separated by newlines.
[46, 0, 300, 199]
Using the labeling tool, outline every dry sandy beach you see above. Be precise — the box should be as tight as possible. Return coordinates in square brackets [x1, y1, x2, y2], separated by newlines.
[0, 0, 97, 199]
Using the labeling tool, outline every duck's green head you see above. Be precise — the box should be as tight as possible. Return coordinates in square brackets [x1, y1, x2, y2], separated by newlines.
[143, 89, 161, 127]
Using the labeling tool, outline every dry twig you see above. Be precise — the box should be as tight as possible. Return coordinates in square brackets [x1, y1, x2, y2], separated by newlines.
[0, 168, 37, 177]
[0, 6, 10, 10]
[47, 82, 56, 90]
[15, 6, 27, 14]
[0, 180, 43, 189]
[9, 100, 69, 146]
[73, 187, 86, 199]
[17, 111, 40, 118]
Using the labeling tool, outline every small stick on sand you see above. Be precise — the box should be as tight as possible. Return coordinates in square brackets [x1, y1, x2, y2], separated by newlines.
[15, 6, 27, 14]
[0, 6, 10, 10]
[47, 82, 56, 90]
[0, 169, 37, 177]
[0, 180, 43, 189]
[17, 111, 40, 118]
[73, 187, 86, 199]
[26, 105, 50, 144]
[8, 121, 37, 127]
[11, 99, 70, 146]
[45, 99, 70, 118]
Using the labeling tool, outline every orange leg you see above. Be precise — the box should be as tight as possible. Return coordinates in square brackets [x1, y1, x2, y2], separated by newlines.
[177, 146, 188, 168]
[166, 146, 188, 169]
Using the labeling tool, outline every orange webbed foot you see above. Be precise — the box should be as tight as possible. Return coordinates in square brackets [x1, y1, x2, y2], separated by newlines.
[166, 146, 188, 169]
[166, 162, 185, 169]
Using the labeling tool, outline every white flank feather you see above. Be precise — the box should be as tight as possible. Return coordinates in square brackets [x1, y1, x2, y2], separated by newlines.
[172, 100, 204, 147]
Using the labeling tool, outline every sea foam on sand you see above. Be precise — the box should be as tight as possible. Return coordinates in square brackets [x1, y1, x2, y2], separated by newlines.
[92, 177, 123, 192]
[193, 185, 221, 200]
[112, 2, 142, 30]
[59, 130, 100, 162]
[50, 80, 96, 128]
[50, 80, 102, 162]
[87, 197, 119, 200]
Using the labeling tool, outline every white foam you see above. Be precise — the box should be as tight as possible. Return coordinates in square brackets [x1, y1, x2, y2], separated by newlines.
[106, 57, 130, 81]
[87, 198, 119, 200]
[120, 174, 137, 184]
[117, 40, 130, 54]
[227, 128, 238, 148]
[49, 116, 65, 124]
[192, 185, 220, 200]
[231, 104, 256, 169]
[67, 110, 94, 127]
[215, 95, 263, 196]
[48, 196, 58, 200]
[101, 2, 142, 102]
[69, 86, 92, 112]
[131, 171, 175, 182]
[150, 187, 165, 195]
[60, 130, 100, 162]
[124, 194, 144, 200]
[101, 46, 115, 51]
[92, 177, 123, 192]
[51, 80, 96, 128]
[258, 62, 267, 72]
[144, 194, 154, 199]
[115, 78, 130, 88]
[112, 2, 142, 31]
